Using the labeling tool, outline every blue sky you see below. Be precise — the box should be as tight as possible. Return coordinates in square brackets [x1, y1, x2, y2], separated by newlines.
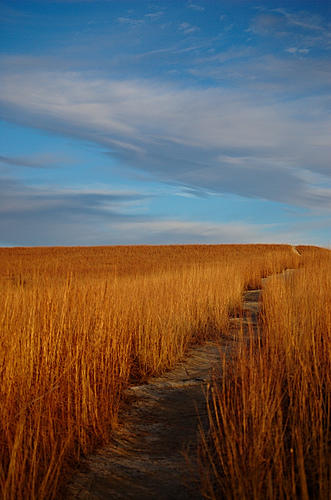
[0, 0, 330, 246]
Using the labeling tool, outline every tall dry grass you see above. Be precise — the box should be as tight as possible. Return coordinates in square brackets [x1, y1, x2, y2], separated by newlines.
[201, 247, 330, 499]
[0, 244, 300, 499]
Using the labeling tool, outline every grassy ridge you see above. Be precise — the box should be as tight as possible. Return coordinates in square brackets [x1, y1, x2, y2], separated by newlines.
[0, 244, 300, 499]
[201, 246, 330, 499]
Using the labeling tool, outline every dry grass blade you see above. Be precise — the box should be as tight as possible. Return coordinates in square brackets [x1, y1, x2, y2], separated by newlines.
[200, 247, 331, 499]
[0, 244, 303, 498]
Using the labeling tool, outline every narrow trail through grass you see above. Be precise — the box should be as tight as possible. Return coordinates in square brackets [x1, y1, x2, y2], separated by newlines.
[0, 244, 302, 498]
[64, 266, 297, 499]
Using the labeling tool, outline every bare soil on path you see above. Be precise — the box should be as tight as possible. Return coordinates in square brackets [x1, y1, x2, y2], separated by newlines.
[64, 269, 296, 500]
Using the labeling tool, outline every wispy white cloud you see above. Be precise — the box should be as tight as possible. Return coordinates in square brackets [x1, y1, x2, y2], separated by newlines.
[117, 16, 145, 26]
[0, 153, 69, 169]
[250, 7, 331, 51]
[187, 3, 205, 12]
[189, 53, 331, 95]
[1, 1, 330, 247]
[0, 178, 149, 215]
[1, 173, 309, 247]
[0, 68, 330, 212]
[114, 219, 331, 246]
[179, 22, 199, 35]
[134, 43, 204, 59]
[272, 8, 324, 32]
[0, 175, 154, 245]
[145, 11, 163, 21]
[112, 219, 268, 244]
[285, 47, 309, 54]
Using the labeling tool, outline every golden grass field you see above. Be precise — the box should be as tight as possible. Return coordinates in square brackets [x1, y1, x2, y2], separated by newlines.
[200, 246, 331, 499]
[0, 244, 329, 499]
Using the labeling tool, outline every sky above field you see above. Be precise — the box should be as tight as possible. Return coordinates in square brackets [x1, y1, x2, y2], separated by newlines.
[0, 0, 330, 247]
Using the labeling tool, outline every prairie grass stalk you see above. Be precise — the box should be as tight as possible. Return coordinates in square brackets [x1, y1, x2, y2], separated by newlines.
[0, 244, 300, 498]
[200, 248, 330, 499]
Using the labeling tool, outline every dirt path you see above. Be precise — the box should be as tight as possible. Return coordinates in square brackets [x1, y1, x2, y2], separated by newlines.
[64, 268, 296, 500]
[65, 342, 222, 500]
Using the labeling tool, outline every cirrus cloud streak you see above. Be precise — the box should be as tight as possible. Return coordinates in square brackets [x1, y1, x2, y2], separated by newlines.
[0, 67, 331, 212]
